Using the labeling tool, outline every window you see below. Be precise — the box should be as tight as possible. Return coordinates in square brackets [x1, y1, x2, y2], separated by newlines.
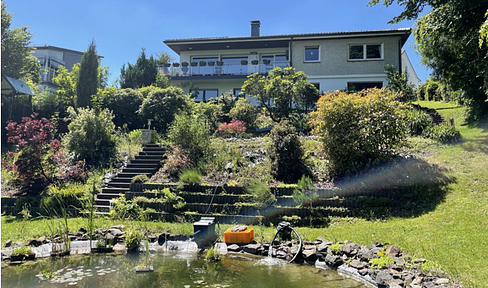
[349, 44, 383, 60]
[311, 83, 320, 91]
[305, 47, 320, 62]
[347, 82, 383, 92]
[191, 89, 219, 102]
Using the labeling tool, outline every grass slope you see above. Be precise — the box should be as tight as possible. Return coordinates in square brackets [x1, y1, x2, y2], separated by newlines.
[1, 101, 487, 287]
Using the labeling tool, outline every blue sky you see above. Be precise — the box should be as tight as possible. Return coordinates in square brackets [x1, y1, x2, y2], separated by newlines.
[7, 0, 430, 85]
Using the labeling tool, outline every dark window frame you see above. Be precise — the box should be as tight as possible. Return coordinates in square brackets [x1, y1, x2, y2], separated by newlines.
[348, 44, 383, 61]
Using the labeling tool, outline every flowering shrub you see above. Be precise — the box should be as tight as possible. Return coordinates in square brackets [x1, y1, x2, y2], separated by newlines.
[218, 120, 246, 135]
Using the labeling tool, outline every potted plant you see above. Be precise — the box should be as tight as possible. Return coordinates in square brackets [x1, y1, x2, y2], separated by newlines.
[208, 61, 215, 66]
[190, 62, 198, 67]
[199, 61, 207, 66]
[181, 62, 189, 67]
[216, 61, 223, 66]
[251, 60, 259, 65]
[241, 60, 248, 65]
[173, 62, 180, 67]
[10, 246, 35, 262]
[91, 236, 114, 253]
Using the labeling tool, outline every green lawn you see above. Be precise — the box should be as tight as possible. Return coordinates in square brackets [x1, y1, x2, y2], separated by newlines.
[2, 100, 487, 287]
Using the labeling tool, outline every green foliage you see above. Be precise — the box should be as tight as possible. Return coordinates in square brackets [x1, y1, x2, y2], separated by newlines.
[155, 73, 169, 89]
[417, 84, 426, 101]
[164, 145, 193, 177]
[125, 227, 143, 253]
[311, 88, 409, 178]
[139, 86, 189, 133]
[204, 246, 221, 262]
[120, 48, 158, 89]
[229, 97, 258, 128]
[371, 253, 395, 268]
[405, 108, 433, 135]
[1, 2, 40, 82]
[179, 169, 202, 185]
[190, 100, 224, 133]
[47, 183, 86, 198]
[136, 189, 186, 210]
[105, 88, 144, 130]
[76, 40, 99, 108]
[167, 112, 211, 164]
[216, 90, 237, 116]
[292, 175, 316, 207]
[329, 243, 341, 253]
[244, 179, 276, 208]
[385, 65, 416, 102]
[207, 139, 243, 174]
[111, 195, 142, 220]
[426, 81, 439, 101]
[131, 174, 149, 184]
[243, 67, 319, 121]
[63, 107, 117, 167]
[423, 124, 462, 144]
[52, 64, 79, 109]
[12, 246, 33, 257]
[115, 129, 143, 160]
[269, 120, 307, 181]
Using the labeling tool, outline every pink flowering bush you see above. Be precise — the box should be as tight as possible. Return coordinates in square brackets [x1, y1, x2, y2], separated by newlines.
[218, 120, 246, 136]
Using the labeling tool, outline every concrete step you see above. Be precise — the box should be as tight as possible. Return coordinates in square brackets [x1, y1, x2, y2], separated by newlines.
[126, 163, 160, 169]
[138, 151, 166, 156]
[130, 158, 162, 164]
[95, 199, 111, 206]
[117, 172, 152, 179]
[122, 167, 158, 174]
[94, 205, 110, 213]
[109, 177, 133, 183]
[107, 182, 131, 188]
[134, 155, 164, 160]
[143, 147, 166, 152]
[97, 193, 123, 200]
[101, 187, 128, 194]
[144, 144, 161, 148]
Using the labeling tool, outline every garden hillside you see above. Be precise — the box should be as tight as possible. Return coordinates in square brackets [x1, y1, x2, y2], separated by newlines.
[2, 101, 487, 287]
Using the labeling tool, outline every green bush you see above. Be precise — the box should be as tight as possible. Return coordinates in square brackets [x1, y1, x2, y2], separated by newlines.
[244, 179, 276, 208]
[292, 175, 316, 207]
[417, 84, 426, 101]
[126, 227, 142, 253]
[229, 97, 258, 128]
[179, 169, 202, 185]
[405, 109, 433, 135]
[204, 246, 221, 262]
[167, 112, 211, 164]
[131, 174, 149, 184]
[164, 145, 192, 177]
[63, 107, 116, 167]
[385, 65, 416, 102]
[12, 246, 33, 257]
[426, 81, 440, 101]
[311, 88, 408, 178]
[111, 195, 142, 220]
[137, 188, 185, 209]
[268, 120, 307, 181]
[139, 86, 189, 133]
[105, 88, 144, 130]
[423, 124, 462, 143]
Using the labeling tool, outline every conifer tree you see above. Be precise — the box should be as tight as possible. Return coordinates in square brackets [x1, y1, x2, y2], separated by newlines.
[76, 40, 99, 108]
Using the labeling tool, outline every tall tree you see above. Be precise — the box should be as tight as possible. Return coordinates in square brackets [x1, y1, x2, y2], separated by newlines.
[76, 39, 99, 108]
[1, 1, 40, 82]
[369, 0, 488, 121]
[119, 48, 159, 89]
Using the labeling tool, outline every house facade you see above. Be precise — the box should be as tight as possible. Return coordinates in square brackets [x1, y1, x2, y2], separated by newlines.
[163, 21, 411, 102]
[32, 45, 103, 92]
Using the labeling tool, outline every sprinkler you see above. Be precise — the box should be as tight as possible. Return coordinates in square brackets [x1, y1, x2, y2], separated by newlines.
[269, 221, 303, 263]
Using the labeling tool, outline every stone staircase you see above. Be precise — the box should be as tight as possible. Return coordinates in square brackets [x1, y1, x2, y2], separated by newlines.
[411, 103, 446, 124]
[94, 144, 166, 213]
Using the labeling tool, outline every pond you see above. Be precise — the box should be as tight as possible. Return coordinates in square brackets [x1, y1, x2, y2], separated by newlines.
[1, 252, 368, 288]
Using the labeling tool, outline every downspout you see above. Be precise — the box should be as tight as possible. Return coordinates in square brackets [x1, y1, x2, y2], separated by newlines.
[289, 36, 293, 67]
[398, 38, 402, 73]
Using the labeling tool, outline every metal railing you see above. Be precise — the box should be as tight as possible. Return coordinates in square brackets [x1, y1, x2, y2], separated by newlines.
[159, 61, 290, 77]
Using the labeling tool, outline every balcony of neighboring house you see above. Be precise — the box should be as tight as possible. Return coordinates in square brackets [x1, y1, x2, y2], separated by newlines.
[159, 55, 289, 79]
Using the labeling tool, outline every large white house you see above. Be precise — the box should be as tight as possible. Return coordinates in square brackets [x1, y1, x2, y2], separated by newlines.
[162, 21, 413, 102]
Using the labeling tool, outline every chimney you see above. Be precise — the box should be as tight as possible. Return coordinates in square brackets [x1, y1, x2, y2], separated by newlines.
[251, 20, 261, 37]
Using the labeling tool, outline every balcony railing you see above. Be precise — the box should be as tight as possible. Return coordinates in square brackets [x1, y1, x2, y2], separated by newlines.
[158, 61, 290, 77]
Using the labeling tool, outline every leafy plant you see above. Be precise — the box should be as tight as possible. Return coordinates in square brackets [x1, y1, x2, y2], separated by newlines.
[405, 108, 433, 135]
[228, 97, 258, 128]
[371, 254, 395, 268]
[12, 246, 33, 257]
[423, 124, 462, 143]
[179, 169, 202, 185]
[164, 145, 193, 177]
[204, 246, 221, 262]
[385, 65, 415, 102]
[218, 120, 246, 136]
[292, 175, 316, 207]
[111, 195, 142, 220]
[131, 174, 149, 184]
[126, 227, 143, 253]
[329, 243, 342, 253]
[311, 88, 409, 178]
[244, 179, 276, 208]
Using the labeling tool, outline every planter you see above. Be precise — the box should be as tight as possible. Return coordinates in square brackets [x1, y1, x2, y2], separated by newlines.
[208, 61, 215, 66]
[181, 62, 189, 67]
[241, 60, 248, 65]
[172, 62, 180, 67]
[199, 61, 207, 66]
[50, 251, 70, 257]
[251, 60, 259, 65]
[135, 265, 153, 273]
[216, 61, 223, 66]
[91, 247, 114, 253]
[263, 59, 271, 65]
[190, 62, 198, 67]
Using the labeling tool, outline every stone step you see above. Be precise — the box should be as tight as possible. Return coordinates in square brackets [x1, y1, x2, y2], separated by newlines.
[117, 172, 153, 179]
[143, 147, 166, 152]
[126, 163, 160, 169]
[97, 193, 123, 200]
[138, 151, 166, 156]
[122, 167, 158, 174]
[101, 187, 128, 194]
[130, 158, 162, 164]
[95, 199, 111, 206]
[144, 144, 161, 148]
[134, 155, 164, 160]
[107, 182, 131, 188]
[109, 177, 133, 183]
[94, 205, 110, 213]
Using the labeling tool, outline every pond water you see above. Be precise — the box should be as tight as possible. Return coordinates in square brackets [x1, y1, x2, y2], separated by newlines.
[1, 252, 367, 288]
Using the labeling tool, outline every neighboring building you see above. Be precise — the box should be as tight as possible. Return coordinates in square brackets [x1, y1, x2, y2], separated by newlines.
[163, 21, 412, 102]
[32, 45, 103, 92]
[401, 50, 421, 87]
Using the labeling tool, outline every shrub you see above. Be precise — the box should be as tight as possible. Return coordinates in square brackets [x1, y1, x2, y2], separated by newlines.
[12, 246, 33, 257]
[426, 81, 440, 101]
[311, 88, 408, 178]
[228, 97, 258, 128]
[111, 195, 142, 220]
[131, 174, 149, 184]
[217, 120, 246, 136]
[179, 169, 202, 185]
[164, 145, 192, 177]
[167, 112, 211, 164]
[405, 109, 433, 135]
[139, 86, 188, 133]
[292, 175, 316, 208]
[268, 120, 307, 182]
[417, 84, 426, 101]
[204, 246, 221, 262]
[385, 65, 415, 102]
[63, 107, 116, 167]
[126, 227, 143, 253]
[138, 188, 185, 209]
[244, 179, 276, 208]
[423, 124, 462, 143]
[47, 183, 86, 198]
[105, 88, 144, 130]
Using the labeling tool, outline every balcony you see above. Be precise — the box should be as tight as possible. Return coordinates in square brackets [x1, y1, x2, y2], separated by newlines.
[158, 60, 290, 78]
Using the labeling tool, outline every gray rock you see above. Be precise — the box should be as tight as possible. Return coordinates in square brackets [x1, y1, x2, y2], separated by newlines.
[435, 278, 449, 285]
[422, 282, 437, 288]
[325, 253, 343, 267]
[4, 239, 12, 247]
[78, 227, 87, 233]
[375, 271, 393, 286]
[225, 162, 234, 171]
[243, 244, 260, 254]
[302, 249, 317, 261]
[105, 233, 115, 242]
[276, 250, 287, 259]
[358, 247, 374, 261]
[108, 228, 124, 237]
[414, 258, 426, 264]
[349, 259, 366, 269]
[316, 237, 326, 243]
[390, 282, 402, 288]
[317, 243, 329, 253]
[371, 247, 384, 255]
[27, 238, 42, 247]
[386, 245, 401, 257]
[358, 268, 368, 276]
[341, 243, 360, 256]
[227, 244, 241, 252]
[110, 224, 125, 230]
[315, 259, 328, 269]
